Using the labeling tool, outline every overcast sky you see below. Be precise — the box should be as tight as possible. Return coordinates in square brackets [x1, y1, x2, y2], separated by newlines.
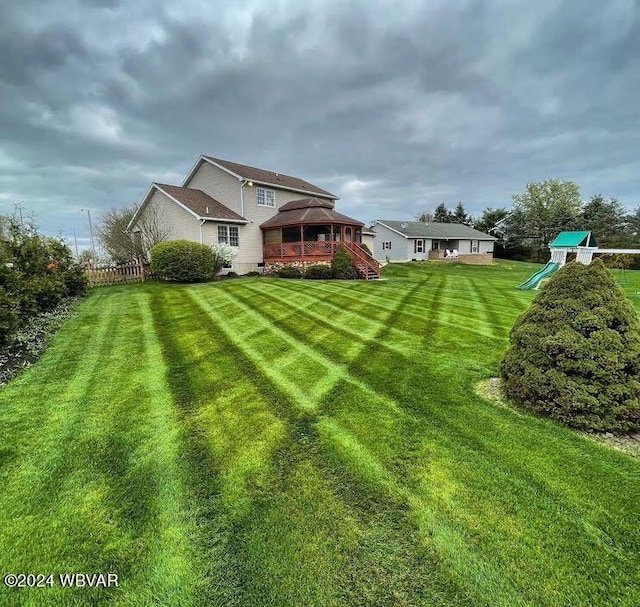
[1, 0, 639, 248]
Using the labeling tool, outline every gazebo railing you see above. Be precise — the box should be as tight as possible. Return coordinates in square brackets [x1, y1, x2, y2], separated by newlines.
[264, 242, 340, 258]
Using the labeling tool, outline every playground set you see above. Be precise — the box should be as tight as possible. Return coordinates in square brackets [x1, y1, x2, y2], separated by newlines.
[517, 231, 640, 290]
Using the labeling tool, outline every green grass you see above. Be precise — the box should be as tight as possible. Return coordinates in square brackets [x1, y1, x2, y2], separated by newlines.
[0, 260, 639, 606]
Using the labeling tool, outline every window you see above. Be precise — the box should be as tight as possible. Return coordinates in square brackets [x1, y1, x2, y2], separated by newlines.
[257, 188, 275, 207]
[431, 240, 440, 250]
[471, 240, 479, 253]
[382, 241, 392, 250]
[414, 239, 424, 254]
[218, 225, 240, 246]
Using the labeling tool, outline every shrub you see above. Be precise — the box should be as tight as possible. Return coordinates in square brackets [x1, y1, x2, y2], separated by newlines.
[226, 271, 238, 278]
[501, 260, 640, 433]
[211, 242, 237, 275]
[245, 271, 261, 277]
[0, 289, 18, 347]
[62, 265, 88, 297]
[277, 266, 302, 279]
[151, 240, 214, 283]
[332, 246, 358, 279]
[360, 243, 372, 256]
[304, 265, 332, 279]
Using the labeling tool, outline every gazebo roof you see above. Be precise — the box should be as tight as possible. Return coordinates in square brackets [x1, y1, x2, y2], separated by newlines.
[260, 198, 364, 229]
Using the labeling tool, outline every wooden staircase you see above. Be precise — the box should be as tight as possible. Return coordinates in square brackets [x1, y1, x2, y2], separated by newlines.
[343, 242, 381, 280]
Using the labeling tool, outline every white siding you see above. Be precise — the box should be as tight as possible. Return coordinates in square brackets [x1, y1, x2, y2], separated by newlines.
[372, 223, 411, 261]
[184, 162, 242, 214]
[135, 190, 201, 258]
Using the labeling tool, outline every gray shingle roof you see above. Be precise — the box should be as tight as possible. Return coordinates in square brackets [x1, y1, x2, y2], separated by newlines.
[375, 220, 496, 241]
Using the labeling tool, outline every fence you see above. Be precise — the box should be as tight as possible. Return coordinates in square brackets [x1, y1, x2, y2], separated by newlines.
[85, 259, 150, 287]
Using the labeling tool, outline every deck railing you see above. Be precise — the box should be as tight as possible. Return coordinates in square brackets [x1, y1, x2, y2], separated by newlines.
[263, 241, 381, 279]
[263, 241, 340, 259]
[343, 242, 381, 279]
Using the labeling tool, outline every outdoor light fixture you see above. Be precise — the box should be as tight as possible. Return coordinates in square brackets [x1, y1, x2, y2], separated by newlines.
[247, 181, 253, 187]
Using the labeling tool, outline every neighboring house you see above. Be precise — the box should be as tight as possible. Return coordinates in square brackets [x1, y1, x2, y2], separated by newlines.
[127, 155, 379, 277]
[372, 220, 497, 264]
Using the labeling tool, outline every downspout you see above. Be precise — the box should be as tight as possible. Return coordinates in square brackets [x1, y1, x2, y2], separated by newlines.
[240, 179, 246, 218]
[199, 218, 206, 244]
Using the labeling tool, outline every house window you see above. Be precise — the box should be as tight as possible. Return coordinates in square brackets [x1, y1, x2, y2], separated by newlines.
[382, 241, 392, 250]
[218, 225, 240, 246]
[471, 240, 479, 253]
[414, 239, 424, 254]
[257, 188, 275, 207]
[431, 240, 440, 250]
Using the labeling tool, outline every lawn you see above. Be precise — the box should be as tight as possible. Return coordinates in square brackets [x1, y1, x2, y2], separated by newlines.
[0, 260, 638, 606]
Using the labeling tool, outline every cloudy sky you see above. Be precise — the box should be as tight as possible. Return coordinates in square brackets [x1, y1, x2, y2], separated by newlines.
[1, 0, 639, 248]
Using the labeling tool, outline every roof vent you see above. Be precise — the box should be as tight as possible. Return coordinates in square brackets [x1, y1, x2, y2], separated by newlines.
[400, 223, 408, 229]
[206, 206, 210, 214]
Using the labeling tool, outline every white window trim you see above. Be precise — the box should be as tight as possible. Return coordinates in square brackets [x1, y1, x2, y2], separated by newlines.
[382, 241, 392, 250]
[414, 239, 424, 254]
[471, 239, 479, 253]
[218, 225, 240, 247]
[256, 187, 276, 207]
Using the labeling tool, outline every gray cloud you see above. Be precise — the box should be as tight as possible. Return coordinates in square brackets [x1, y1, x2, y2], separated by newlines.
[1, 0, 639, 246]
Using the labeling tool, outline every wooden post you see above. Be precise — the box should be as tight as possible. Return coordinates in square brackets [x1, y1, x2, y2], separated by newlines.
[300, 225, 304, 258]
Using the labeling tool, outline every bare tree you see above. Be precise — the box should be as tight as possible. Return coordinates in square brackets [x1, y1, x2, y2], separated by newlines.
[97, 201, 171, 264]
[132, 200, 171, 262]
[415, 210, 433, 223]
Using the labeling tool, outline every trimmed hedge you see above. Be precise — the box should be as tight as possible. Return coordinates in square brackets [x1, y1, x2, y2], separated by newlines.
[304, 265, 332, 279]
[501, 260, 640, 433]
[151, 240, 215, 283]
[332, 247, 358, 279]
[277, 266, 302, 279]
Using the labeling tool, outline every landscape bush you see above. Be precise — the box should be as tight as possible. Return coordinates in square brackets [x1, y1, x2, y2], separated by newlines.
[501, 260, 640, 433]
[360, 243, 372, 256]
[332, 246, 358, 279]
[151, 240, 215, 283]
[277, 266, 302, 279]
[225, 271, 239, 278]
[304, 265, 332, 279]
[0, 216, 87, 348]
[245, 271, 261, 277]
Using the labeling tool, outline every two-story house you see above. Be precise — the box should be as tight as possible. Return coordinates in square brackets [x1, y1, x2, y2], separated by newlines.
[127, 155, 379, 277]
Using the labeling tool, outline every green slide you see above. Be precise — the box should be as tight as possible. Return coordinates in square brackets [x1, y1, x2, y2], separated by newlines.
[517, 262, 559, 290]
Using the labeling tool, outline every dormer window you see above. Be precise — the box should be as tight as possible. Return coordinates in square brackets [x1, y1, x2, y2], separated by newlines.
[257, 187, 276, 207]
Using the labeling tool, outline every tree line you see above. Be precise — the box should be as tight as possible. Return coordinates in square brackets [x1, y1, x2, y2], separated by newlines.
[416, 179, 640, 264]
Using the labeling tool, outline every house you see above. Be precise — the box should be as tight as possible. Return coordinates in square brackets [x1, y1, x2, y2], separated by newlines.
[372, 220, 497, 264]
[127, 155, 379, 277]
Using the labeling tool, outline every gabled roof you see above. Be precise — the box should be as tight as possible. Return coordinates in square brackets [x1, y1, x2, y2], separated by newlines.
[201, 156, 337, 200]
[375, 220, 497, 241]
[549, 231, 597, 248]
[260, 198, 363, 229]
[156, 184, 245, 221]
[127, 183, 247, 232]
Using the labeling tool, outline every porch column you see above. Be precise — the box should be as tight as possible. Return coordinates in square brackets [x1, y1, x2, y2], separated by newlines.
[330, 224, 334, 253]
[300, 225, 304, 258]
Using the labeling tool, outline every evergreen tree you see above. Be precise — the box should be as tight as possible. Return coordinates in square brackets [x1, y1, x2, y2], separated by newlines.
[453, 202, 469, 225]
[433, 203, 452, 223]
[501, 260, 640, 433]
[580, 194, 629, 247]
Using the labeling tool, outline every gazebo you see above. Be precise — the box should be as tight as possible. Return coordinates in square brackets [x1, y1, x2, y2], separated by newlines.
[260, 198, 379, 278]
